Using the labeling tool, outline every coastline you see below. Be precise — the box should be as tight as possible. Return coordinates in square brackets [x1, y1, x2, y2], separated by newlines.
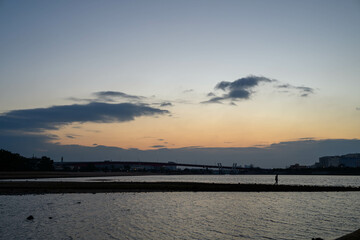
[1, 181, 360, 195]
[2, 171, 360, 181]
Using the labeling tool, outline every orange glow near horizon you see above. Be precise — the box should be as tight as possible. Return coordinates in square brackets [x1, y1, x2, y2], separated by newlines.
[49, 101, 360, 150]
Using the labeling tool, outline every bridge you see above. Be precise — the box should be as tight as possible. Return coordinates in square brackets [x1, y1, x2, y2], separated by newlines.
[56, 161, 244, 171]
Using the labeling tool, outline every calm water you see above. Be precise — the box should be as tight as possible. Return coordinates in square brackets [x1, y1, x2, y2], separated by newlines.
[11, 174, 360, 187]
[1, 192, 359, 240]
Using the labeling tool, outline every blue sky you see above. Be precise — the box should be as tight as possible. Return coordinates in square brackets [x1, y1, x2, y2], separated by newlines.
[0, 0, 359, 167]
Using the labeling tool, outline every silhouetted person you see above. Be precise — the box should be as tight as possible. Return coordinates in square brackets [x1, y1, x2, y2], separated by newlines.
[275, 174, 278, 185]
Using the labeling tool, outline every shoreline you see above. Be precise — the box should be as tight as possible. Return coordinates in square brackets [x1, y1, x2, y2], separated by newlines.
[1, 181, 360, 195]
[2, 171, 360, 180]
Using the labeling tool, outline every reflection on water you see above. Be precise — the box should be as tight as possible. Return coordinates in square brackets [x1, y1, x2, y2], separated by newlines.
[10, 174, 360, 187]
[1, 192, 359, 240]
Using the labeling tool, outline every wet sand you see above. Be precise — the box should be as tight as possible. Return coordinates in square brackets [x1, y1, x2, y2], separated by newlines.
[0, 181, 359, 195]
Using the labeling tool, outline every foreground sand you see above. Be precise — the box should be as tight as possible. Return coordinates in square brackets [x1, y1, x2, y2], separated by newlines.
[1, 181, 359, 195]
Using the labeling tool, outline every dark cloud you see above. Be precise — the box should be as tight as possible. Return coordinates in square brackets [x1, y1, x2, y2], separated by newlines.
[276, 84, 314, 97]
[66, 135, 77, 139]
[201, 97, 225, 104]
[203, 75, 315, 104]
[160, 102, 173, 107]
[216, 76, 272, 91]
[0, 102, 169, 132]
[66, 91, 145, 103]
[150, 145, 166, 148]
[94, 91, 144, 102]
[203, 76, 273, 104]
[356, 107, 360, 111]
[69, 91, 174, 110]
[228, 89, 251, 99]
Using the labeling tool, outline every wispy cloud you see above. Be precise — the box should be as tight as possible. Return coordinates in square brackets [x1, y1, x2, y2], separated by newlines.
[150, 145, 166, 148]
[66, 134, 80, 139]
[183, 89, 194, 93]
[94, 91, 144, 102]
[67, 91, 145, 103]
[202, 97, 225, 104]
[276, 84, 315, 97]
[0, 102, 169, 132]
[67, 97, 93, 102]
[160, 102, 173, 107]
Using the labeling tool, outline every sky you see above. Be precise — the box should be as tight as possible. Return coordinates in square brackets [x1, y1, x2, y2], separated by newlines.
[0, 0, 359, 168]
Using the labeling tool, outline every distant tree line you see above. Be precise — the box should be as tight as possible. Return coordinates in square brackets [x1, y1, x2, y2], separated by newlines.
[0, 149, 54, 171]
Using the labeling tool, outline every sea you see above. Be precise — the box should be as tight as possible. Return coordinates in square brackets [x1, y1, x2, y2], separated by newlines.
[1, 175, 360, 240]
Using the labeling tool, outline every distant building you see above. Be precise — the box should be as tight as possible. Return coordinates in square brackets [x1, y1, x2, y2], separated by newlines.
[289, 163, 308, 170]
[317, 153, 360, 168]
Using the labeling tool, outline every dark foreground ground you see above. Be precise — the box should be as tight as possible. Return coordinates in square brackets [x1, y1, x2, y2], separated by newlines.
[335, 228, 360, 240]
[1, 181, 360, 195]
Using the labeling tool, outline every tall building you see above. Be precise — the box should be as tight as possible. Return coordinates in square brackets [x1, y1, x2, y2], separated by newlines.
[317, 154, 360, 168]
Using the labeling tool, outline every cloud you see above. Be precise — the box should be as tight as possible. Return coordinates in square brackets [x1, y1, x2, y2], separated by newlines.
[0, 102, 169, 132]
[201, 97, 225, 104]
[94, 91, 144, 102]
[276, 84, 314, 97]
[66, 91, 145, 103]
[160, 102, 173, 107]
[67, 97, 93, 102]
[66, 135, 78, 139]
[297, 137, 316, 141]
[150, 145, 166, 148]
[183, 89, 194, 93]
[216, 76, 273, 92]
[203, 75, 315, 104]
[356, 107, 360, 111]
[203, 75, 273, 104]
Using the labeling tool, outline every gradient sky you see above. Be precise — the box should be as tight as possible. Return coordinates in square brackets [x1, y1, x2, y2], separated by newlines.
[0, 0, 359, 167]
